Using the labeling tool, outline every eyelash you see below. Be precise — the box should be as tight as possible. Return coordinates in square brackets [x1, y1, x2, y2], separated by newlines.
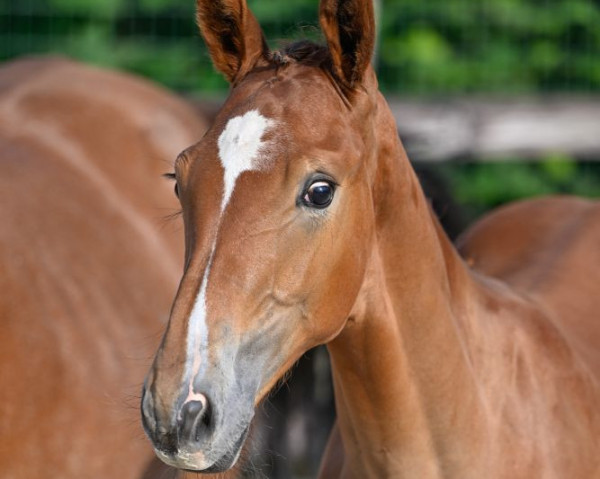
[163, 172, 182, 221]
[164, 172, 180, 198]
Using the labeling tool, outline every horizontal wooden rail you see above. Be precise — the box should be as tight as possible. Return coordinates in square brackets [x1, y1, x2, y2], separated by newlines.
[389, 97, 600, 162]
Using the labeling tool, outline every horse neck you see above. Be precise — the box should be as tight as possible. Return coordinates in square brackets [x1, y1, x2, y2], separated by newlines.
[327, 93, 486, 477]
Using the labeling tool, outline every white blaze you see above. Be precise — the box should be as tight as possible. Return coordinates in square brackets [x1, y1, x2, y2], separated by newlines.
[217, 109, 275, 211]
[184, 110, 275, 399]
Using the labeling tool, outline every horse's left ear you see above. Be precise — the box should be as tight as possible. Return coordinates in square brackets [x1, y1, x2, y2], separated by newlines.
[196, 0, 269, 84]
[319, 0, 376, 89]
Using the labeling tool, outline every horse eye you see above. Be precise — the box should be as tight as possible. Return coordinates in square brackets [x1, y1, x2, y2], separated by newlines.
[303, 180, 335, 209]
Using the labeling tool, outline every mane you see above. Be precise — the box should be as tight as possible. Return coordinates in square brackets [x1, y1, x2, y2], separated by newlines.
[270, 40, 331, 69]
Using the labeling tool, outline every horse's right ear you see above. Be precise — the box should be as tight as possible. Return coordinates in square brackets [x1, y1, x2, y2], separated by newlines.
[196, 0, 269, 84]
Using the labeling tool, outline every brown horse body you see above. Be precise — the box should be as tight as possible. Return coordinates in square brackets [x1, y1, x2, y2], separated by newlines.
[142, 1, 600, 477]
[0, 57, 205, 478]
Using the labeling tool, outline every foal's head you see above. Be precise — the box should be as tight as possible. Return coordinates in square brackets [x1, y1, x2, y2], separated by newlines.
[142, 0, 381, 471]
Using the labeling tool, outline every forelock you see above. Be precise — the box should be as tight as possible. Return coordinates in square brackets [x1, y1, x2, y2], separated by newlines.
[270, 40, 331, 69]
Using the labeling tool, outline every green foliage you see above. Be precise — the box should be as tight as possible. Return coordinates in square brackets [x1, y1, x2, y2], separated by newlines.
[2, 0, 600, 95]
[378, 0, 600, 93]
[540, 153, 577, 183]
[438, 160, 600, 219]
[48, 0, 123, 17]
[138, 0, 177, 13]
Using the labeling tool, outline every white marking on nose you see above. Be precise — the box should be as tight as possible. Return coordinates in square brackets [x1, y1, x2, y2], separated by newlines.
[183, 109, 275, 402]
[185, 263, 211, 400]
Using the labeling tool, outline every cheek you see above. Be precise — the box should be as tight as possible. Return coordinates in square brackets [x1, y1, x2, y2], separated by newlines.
[274, 202, 373, 345]
[311, 187, 375, 337]
[306, 221, 372, 342]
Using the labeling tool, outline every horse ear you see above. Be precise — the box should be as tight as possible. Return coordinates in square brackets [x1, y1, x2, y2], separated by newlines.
[319, 0, 376, 88]
[196, 0, 269, 83]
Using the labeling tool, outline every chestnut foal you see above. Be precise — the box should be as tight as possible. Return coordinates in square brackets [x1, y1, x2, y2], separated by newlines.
[142, 0, 600, 477]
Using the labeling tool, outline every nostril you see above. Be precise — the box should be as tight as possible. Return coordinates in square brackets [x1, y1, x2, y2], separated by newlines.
[184, 399, 203, 417]
[178, 396, 212, 442]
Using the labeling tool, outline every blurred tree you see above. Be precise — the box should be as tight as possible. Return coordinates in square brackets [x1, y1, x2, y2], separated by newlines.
[2, 0, 600, 94]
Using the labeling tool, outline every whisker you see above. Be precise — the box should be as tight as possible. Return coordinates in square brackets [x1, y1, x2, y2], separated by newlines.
[162, 209, 183, 223]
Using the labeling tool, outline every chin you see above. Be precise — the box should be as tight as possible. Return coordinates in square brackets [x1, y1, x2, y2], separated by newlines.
[153, 425, 249, 474]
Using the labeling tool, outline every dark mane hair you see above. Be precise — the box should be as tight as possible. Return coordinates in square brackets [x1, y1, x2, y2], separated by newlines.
[270, 40, 331, 69]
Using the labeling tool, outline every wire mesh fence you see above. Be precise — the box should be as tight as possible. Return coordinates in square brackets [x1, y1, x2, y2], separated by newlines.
[2, 0, 600, 95]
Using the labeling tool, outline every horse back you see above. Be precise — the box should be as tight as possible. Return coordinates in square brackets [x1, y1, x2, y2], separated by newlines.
[457, 196, 600, 378]
[0, 58, 206, 477]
